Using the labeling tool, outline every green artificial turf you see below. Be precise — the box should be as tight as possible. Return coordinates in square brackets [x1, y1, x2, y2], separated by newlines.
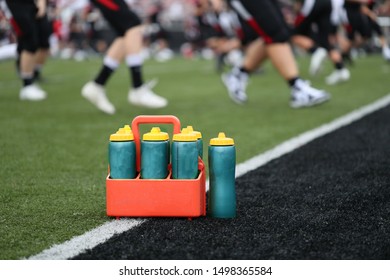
[0, 54, 389, 259]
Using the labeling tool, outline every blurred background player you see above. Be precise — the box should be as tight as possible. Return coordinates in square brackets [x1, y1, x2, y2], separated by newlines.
[198, 0, 243, 72]
[33, 1, 52, 82]
[221, 0, 330, 108]
[185, 0, 222, 59]
[143, 0, 174, 62]
[81, 0, 168, 115]
[337, 0, 381, 63]
[16, 0, 53, 82]
[0, 1, 17, 61]
[362, 0, 390, 60]
[5, 0, 48, 101]
[292, 0, 351, 85]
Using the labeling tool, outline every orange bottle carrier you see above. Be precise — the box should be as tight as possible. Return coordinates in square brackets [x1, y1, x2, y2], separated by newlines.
[106, 115, 206, 218]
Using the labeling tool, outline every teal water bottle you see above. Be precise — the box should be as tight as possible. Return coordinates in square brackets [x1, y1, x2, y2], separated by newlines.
[172, 128, 199, 179]
[141, 127, 169, 179]
[186, 125, 203, 159]
[208, 132, 236, 218]
[109, 125, 136, 179]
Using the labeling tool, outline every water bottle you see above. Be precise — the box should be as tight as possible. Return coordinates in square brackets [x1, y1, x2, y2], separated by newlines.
[172, 128, 199, 179]
[109, 125, 136, 179]
[186, 125, 203, 159]
[141, 127, 169, 179]
[208, 132, 236, 218]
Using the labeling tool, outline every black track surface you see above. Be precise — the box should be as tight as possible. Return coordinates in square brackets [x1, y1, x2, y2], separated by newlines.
[73, 106, 390, 260]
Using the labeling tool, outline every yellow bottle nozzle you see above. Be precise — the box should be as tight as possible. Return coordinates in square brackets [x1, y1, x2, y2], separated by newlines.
[123, 125, 132, 131]
[143, 127, 169, 141]
[173, 127, 198, 142]
[209, 132, 234, 146]
[110, 126, 134, 141]
[186, 125, 202, 139]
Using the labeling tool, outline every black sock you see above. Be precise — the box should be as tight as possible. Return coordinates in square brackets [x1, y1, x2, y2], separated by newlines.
[16, 56, 21, 75]
[335, 62, 344, 70]
[130, 65, 143, 89]
[94, 65, 114, 86]
[239, 67, 249, 74]
[216, 53, 226, 72]
[22, 76, 34, 87]
[34, 69, 41, 80]
[308, 46, 318, 54]
[288, 77, 299, 87]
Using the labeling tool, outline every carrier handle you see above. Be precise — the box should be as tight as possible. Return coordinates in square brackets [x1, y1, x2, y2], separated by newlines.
[131, 115, 181, 172]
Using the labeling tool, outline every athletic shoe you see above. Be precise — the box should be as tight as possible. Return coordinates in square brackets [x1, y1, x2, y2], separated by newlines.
[325, 68, 350, 85]
[19, 84, 47, 101]
[81, 81, 115, 115]
[128, 80, 168, 108]
[382, 46, 390, 61]
[290, 79, 330, 108]
[221, 69, 248, 105]
[309, 47, 327, 76]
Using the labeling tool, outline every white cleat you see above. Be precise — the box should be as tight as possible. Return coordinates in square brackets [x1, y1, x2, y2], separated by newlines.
[128, 80, 168, 108]
[290, 79, 330, 108]
[221, 69, 248, 105]
[382, 46, 390, 61]
[309, 47, 327, 76]
[81, 81, 115, 115]
[19, 84, 47, 101]
[325, 68, 350, 85]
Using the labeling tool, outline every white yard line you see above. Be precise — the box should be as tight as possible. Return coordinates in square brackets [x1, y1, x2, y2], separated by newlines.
[28, 94, 390, 260]
[28, 219, 146, 260]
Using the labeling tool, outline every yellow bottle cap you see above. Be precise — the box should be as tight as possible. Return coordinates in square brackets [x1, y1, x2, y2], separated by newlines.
[209, 132, 234, 146]
[110, 126, 134, 141]
[186, 125, 202, 139]
[173, 127, 198, 142]
[143, 127, 169, 141]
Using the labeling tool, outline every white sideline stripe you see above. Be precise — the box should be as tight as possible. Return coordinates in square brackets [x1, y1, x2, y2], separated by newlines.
[28, 94, 390, 260]
[28, 219, 145, 260]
